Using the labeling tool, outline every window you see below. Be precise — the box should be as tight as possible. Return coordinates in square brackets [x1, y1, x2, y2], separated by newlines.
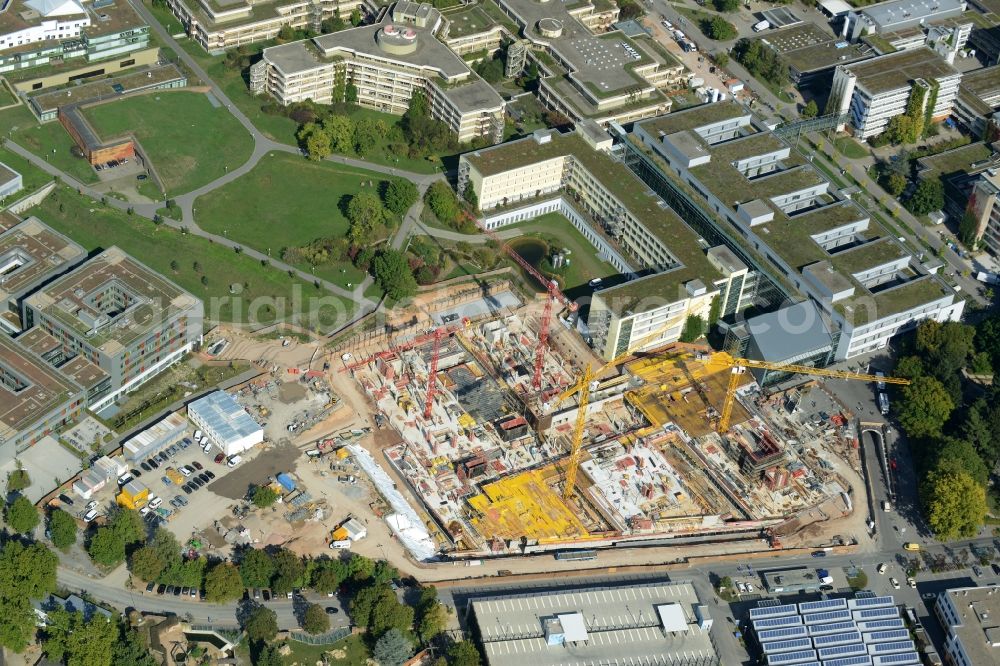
[119, 58, 135, 67]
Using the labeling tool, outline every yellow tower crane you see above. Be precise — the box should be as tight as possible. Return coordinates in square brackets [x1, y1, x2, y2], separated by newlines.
[555, 342, 911, 498]
[710, 352, 911, 432]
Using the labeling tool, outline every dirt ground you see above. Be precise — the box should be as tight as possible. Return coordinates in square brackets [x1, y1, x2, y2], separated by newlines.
[209, 442, 303, 500]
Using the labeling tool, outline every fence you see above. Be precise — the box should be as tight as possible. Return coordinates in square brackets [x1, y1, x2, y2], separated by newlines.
[288, 626, 353, 645]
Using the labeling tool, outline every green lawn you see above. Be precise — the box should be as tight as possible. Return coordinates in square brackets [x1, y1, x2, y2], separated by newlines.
[0, 144, 56, 199]
[0, 80, 18, 107]
[176, 39, 444, 175]
[282, 634, 370, 666]
[83, 90, 254, 196]
[11, 121, 99, 185]
[28, 186, 355, 330]
[144, 0, 185, 34]
[193, 152, 397, 287]
[506, 212, 619, 292]
[834, 136, 871, 160]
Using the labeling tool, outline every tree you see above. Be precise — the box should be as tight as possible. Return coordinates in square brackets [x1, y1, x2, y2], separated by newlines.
[42, 608, 117, 666]
[324, 115, 355, 154]
[110, 508, 146, 547]
[349, 8, 362, 26]
[354, 117, 385, 155]
[6, 464, 30, 492]
[907, 178, 945, 215]
[713, 0, 739, 10]
[959, 211, 982, 248]
[447, 641, 482, 666]
[252, 485, 280, 509]
[417, 598, 447, 642]
[254, 644, 284, 666]
[49, 508, 77, 550]
[373, 249, 418, 301]
[311, 559, 349, 594]
[462, 182, 478, 209]
[704, 16, 737, 40]
[241, 548, 275, 588]
[129, 546, 164, 582]
[347, 191, 388, 244]
[244, 605, 279, 643]
[883, 172, 907, 197]
[89, 528, 126, 568]
[298, 122, 332, 161]
[205, 562, 245, 603]
[475, 56, 505, 83]
[897, 376, 954, 439]
[731, 38, 787, 86]
[271, 549, 305, 594]
[383, 180, 419, 215]
[425, 181, 461, 225]
[679, 315, 705, 343]
[923, 468, 986, 540]
[373, 628, 413, 666]
[882, 114, 913, 145]
[112, 627, 157, 666]
[800, 99, 818, 119]
[321, 15, 346, 33]
[4, 496, 39, 534]
[933, 437, 989, 487]
[894, 355, 925, 380]
[303, 603, 330, 634]
[0, 540, 57, 651]
[277, 24, 296, 42]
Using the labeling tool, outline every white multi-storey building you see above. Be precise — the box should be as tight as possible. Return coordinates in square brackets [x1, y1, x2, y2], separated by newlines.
[459, 126, 754, 360]
[634, 102, 963, 360]
[829, 47, 962, 139]
[935, 586, 1000, 666]
[250, 3, 505, 143]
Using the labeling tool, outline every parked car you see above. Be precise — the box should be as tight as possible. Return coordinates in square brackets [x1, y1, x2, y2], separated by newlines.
[182, 484, 193, 495]
[214, 453, 226, 464]
[203, 442, 213, 454]
[198, 472, 211, 484]
[147, 458, 159, 469]
[192, 461, 203, 471]
[179, 466, 193, 477]
[227, 455, 242, 467]
[58, 494, 74, 506]
[890, 577, 900, 589]
[204, 471, 216, 480]
[811, 551, 827, 558]
[140, 461, 151, 472]
[157, 584, 166, 594]
[877, 563, 886, 574]
[174, 495, 188, 507]
[130, 468, 142, 478]
[193, 477, 205, 488]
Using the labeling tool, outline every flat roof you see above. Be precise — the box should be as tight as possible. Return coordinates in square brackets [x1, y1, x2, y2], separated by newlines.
[312, 21, 470, 80]
[860, 0, 966, 28]
[844, 47, 960, 95]
[959, 64, 1000, 108]
[464, 130, 722, 313]
[59, 355, 108, 390]
[188, 390, 262, 443]
[442, 77, 505, 112]
[0, 333, 80, 444]
[747, 300, 832, 362]
[761, 6, 803, 27]
[634, 100, 748, 136]
[473, 582, 717, 666]
[16, 326, 61, 356]
[442, 5, 499, 38]
[916, 141, 995, 179]
[0, 162, 18, 189]
[941, 586, 1000, 666]
[762, 22, 873, 74]
[0, 0, 146, 54]
[0, 211, 21, 233]
[24, 246, 201, 351]
[0, 216, 86, 305]
[29, 64, 187, 115]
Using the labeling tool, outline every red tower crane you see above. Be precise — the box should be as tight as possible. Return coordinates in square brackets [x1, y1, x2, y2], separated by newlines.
[339, 319, 467, 373]
[471, 216, 577, 390]
[423, 326, 447, 420]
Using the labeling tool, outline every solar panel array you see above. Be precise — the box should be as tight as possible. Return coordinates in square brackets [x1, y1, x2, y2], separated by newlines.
[855, 619, 904, 632]
[750, 604, 798, 620]
[754, 615, 803, 631]
[762, 637, 814, 654]
[869, 641, 915, 655]
[799, 599, 848, 614]
[812, 631, 862, 648]
[871, 653, 921, 666]
[818, 643, 867, 660]
[768, 649, 819, 665]
[752, 594, 921, 666]
[849, 596, 895, 609]
[861, 629, 909, 644]
[759, 625, 810, 642]
[808, 621, 858, 637]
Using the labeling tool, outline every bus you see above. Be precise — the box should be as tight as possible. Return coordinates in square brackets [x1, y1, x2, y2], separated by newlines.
[554, 550, 598, 561]
[879, 393, 890, 415]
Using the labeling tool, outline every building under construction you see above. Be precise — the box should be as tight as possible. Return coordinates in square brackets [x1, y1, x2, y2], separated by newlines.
[345, 311, 854, 557]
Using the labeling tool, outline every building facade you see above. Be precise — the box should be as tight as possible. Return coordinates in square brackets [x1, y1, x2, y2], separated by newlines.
[165, 0, 363, 52]
[935, 586, 1000, 666]
[829, 47, 962, 139]
[187, 390, 263, 456]
[459, 128, 755, 360]
[23, 246, 204, 411]
[0, 0, 150, 78]
[632, 102, 963, 360]
[249, 4, 505, 143]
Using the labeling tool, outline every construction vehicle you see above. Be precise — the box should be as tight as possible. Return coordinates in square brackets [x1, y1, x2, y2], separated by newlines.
[470, 216, 578, 390]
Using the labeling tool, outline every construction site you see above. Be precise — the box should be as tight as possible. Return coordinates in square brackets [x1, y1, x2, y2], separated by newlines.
[340, 286, 877, 558]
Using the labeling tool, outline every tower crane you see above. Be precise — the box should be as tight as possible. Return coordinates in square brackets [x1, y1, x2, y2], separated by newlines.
[555, 339, 911, 499]
[338, 319, 468, 373]
[470, 216, 578, 390]
[710, 353, 910, 432]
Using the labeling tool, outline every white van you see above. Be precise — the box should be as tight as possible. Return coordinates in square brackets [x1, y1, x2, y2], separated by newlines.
[753, 20, 770, 32]
[330, 540, 352, 550]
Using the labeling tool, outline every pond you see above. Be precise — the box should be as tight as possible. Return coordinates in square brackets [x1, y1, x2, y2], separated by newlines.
[507, 237, 549, 292]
